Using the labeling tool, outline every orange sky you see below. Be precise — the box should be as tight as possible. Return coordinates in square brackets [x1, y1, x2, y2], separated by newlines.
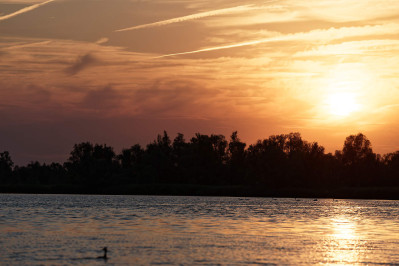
[2, 0, 399, 164]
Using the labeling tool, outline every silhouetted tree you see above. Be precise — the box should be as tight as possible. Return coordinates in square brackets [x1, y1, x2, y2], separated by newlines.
[285, 132, 306, 154]
[247, 136, 287, 186]
[119, 144, 144, 168]
[246, 133, 330, 187]
[12, 161, 66, 185]
[7, 130, 399, 195]
[118, 144, 144, 183]
[342, 133, 373, 166]
[382, 151, 399, 185]
[64, 142, 117, 185]
[171, 133, 191, 183]
[188, 133, 228, 184]
[0, 151, 13, 184]
[340, 133, 379, 186]
[227, 131, 247, 184]
[143, 131, 174, 183]
[48, 162, 68, 183]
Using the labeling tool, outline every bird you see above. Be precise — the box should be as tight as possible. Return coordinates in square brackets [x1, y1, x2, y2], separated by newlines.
[97, 247, 108, 259]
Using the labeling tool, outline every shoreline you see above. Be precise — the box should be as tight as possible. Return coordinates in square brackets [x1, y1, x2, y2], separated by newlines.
[2, 184, 399, 200]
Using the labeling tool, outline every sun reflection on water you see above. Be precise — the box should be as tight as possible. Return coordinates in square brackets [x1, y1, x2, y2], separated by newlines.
[323, 216, 362, 265]
[331, 217, 356, 240]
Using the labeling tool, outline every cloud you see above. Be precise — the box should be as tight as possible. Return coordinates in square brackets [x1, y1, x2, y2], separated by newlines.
[96, 37, 109, 44]
[156, 39, 269, 58]
[64, 53, 100, 76]
[80, 85, 122, 112]
[4, 40, 52, 50]
[294, 40, 399, 57]
[157, 23, 399, 57]
[130, 79, 214, 116]
[115, 5, 257, 32]
[0, 0, 56, 21]
[293, 0, 399, 23]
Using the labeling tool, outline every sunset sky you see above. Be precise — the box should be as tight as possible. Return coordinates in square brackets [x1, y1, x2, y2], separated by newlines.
[2, 0, 399, 165]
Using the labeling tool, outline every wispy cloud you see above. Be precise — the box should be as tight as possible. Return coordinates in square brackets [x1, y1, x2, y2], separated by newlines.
[65, 53, 100, 76]
[4, 40, 52, 50]
[157, 23, 399, 57]
[155, 39, 270, 58]
[0, 0, 56, 21]
[80, 85, 122, 112]
[115, 5, 257, 32]
[294, 40, 399, 57]
[96, 37, 109, 44]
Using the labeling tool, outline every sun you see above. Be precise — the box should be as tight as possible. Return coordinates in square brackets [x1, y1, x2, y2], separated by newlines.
[319, 64, 368, 119]
[327, 92, 360, 117]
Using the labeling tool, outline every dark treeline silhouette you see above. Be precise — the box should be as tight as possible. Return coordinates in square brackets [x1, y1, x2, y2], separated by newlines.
[2, 131, 399, 197]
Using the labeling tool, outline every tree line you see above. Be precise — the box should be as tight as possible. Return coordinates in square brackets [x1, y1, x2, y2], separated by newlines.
[1, 131, 399, 189]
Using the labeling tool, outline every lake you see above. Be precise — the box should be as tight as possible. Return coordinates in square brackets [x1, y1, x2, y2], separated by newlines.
[1, 194, 399, 265]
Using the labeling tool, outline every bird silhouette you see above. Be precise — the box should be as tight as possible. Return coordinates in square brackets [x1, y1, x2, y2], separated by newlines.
[97, 247, 108, 259]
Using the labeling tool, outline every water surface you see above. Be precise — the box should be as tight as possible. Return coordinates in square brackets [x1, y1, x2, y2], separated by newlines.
[1, 194, 399, 265]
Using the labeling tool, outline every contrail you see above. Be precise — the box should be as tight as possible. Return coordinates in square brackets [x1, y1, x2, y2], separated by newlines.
[0, 0, 56, 21]
[155, 38, 279, 58]
[156, 23, 399, 58]
[4, 40, 52, 50]
[116, 5, 256, 32]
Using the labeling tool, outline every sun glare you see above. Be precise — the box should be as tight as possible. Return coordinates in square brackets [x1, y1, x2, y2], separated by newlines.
[327, 92, 360, 117]
[318, 64, 370, 119]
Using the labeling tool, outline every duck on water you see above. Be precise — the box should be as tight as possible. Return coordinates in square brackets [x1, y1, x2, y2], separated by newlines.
[97, 247, 108, 260]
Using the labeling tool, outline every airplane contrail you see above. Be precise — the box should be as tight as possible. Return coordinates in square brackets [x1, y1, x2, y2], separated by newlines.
[156, 23, 399, 58]
[155, 38, 278, 58]
[4, 40, 52, 50]
[0, 0, 56, 21]
[115, 5, 257, 32]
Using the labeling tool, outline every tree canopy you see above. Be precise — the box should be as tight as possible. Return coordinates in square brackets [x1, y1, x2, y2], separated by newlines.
[2, 131, 399, 191]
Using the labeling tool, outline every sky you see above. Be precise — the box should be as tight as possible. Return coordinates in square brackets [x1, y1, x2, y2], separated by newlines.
[2, 0, 399, 165]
